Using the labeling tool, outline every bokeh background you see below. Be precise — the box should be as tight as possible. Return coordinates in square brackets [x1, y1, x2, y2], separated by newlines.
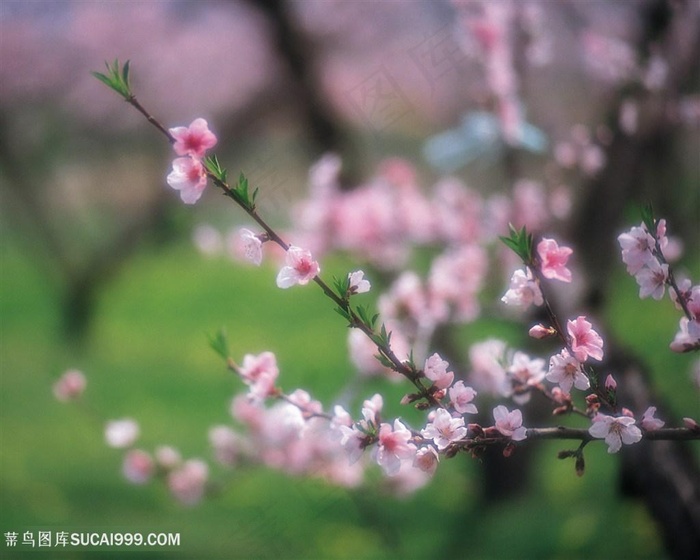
[1, 1, 699, 559]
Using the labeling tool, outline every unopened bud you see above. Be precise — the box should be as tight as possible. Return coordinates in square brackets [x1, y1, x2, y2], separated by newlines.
[553, 406, 569, 415]
[415, 401, 430, 410]
[529, 324, 556, 339]
[683, 417, 700, 432]
[502, 442, 516, 457]
[621, 407, 634, 418]
[604, 374, 617, 391]
[468, 423, 484, 438]
[585, 394, 599, 405]
[400, 392, 421, 405]
[575, 454, 585, 477]
[557, 450, 574, 459]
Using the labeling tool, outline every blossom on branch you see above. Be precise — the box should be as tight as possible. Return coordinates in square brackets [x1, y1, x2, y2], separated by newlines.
[169, 118, 218, 159]
[348, 270, 371, 294]
[546, 349, 589, 393]
[617, 224, 655, 274]
[167, 458, 209, 506]
[376, 420, 416, 475]
[635, 257, 669, 300]
[493, 405, 527, 441]
[276, 246, 320, 288]
[567, 316, 604, 362]
[234, 228, 263, 266]
[640, 406, 665, 431]
[448, 381, 478, 414]
[166, 157, 208, 204]
[588, 413, 642, 453]
[423, 353, 455, 390]
[502, 267, 543, 309]
[421, 408, 468, 450]
[537, 238, 573, 282]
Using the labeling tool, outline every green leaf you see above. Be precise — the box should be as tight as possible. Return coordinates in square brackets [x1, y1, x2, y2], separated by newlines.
[333, 275, 350, 299]
[208, 328, 230, 360]
[641, 202, 656, 235]
[499, 223, 534, 263]
[374, 353, 395, 369]
[334, 306, 351, 321]
[91, 59, 132, 99]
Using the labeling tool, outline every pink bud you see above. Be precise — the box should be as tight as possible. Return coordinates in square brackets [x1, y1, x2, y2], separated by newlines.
[529, 324, 556, 339]
[53, 369, 86, 402]
[604, 374, 617, 391]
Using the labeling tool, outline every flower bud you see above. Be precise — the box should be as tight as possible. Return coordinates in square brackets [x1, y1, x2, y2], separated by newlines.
[683, 417, 700, 432]
[575, 454, 585, 477]
[557, 450, 574, 459]
[604, 374, 617, 391]
[529, 324, 556, 339]
[467, 423, 484, 438]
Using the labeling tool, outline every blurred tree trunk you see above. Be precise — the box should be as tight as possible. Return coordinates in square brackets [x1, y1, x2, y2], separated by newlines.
[239, 0, 361, 185]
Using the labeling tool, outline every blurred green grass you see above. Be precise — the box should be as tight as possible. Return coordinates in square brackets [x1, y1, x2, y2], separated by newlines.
[2, 227, 697, 560]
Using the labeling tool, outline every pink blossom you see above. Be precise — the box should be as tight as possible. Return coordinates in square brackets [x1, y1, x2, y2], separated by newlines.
[501, 267, 543, 309]
[468, 339, 507, 396]
[506, 351, 546, 404]
[155, 446, 182, 470]
[167, 458, 209, 506]
[423, 353, 455, 390]
[635, 257, 668, 300]
[567, 316, 604, 362]
[413, 446, 440, 476]
[287, 388, 323, 418]
[546, 350, 589, 393]
[169, 118, 217, 159]
[348, 270, 371, 294]
[238, 351, 279, 386]
[166, 156, 208, 204]
[233, 228, 263, 266]
[448, 381, 478, 415]
[670, 317, 700, 353]
[209, 425, 242, 466]
[193, 224, 223, 256]
[421, 408, 468, 450]
[618, 224, 655, 274]
[361, 394, 383, 426]
[493, 405, 527, 441]
[604, 374, 617, 391]
[276, 246, 320, 288]
[122, 449, 154, 484]
[537, 238, 573, 282]
[588, 414, 642, 453]
[53, 369, 86, 402]
[104, 418, 139, 449]
[428, 246, 487, 323]
[338, 424, 366, 465]
[640, 406, 665, 431]
[376, 420, 416, 476]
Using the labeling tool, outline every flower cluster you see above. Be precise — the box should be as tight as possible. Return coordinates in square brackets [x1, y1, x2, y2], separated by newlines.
[166, 118, 217, 204]
[618, 219, 700, 352]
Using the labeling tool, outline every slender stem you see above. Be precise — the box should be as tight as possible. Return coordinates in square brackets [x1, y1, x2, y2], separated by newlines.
[126, 95, 175, 143]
